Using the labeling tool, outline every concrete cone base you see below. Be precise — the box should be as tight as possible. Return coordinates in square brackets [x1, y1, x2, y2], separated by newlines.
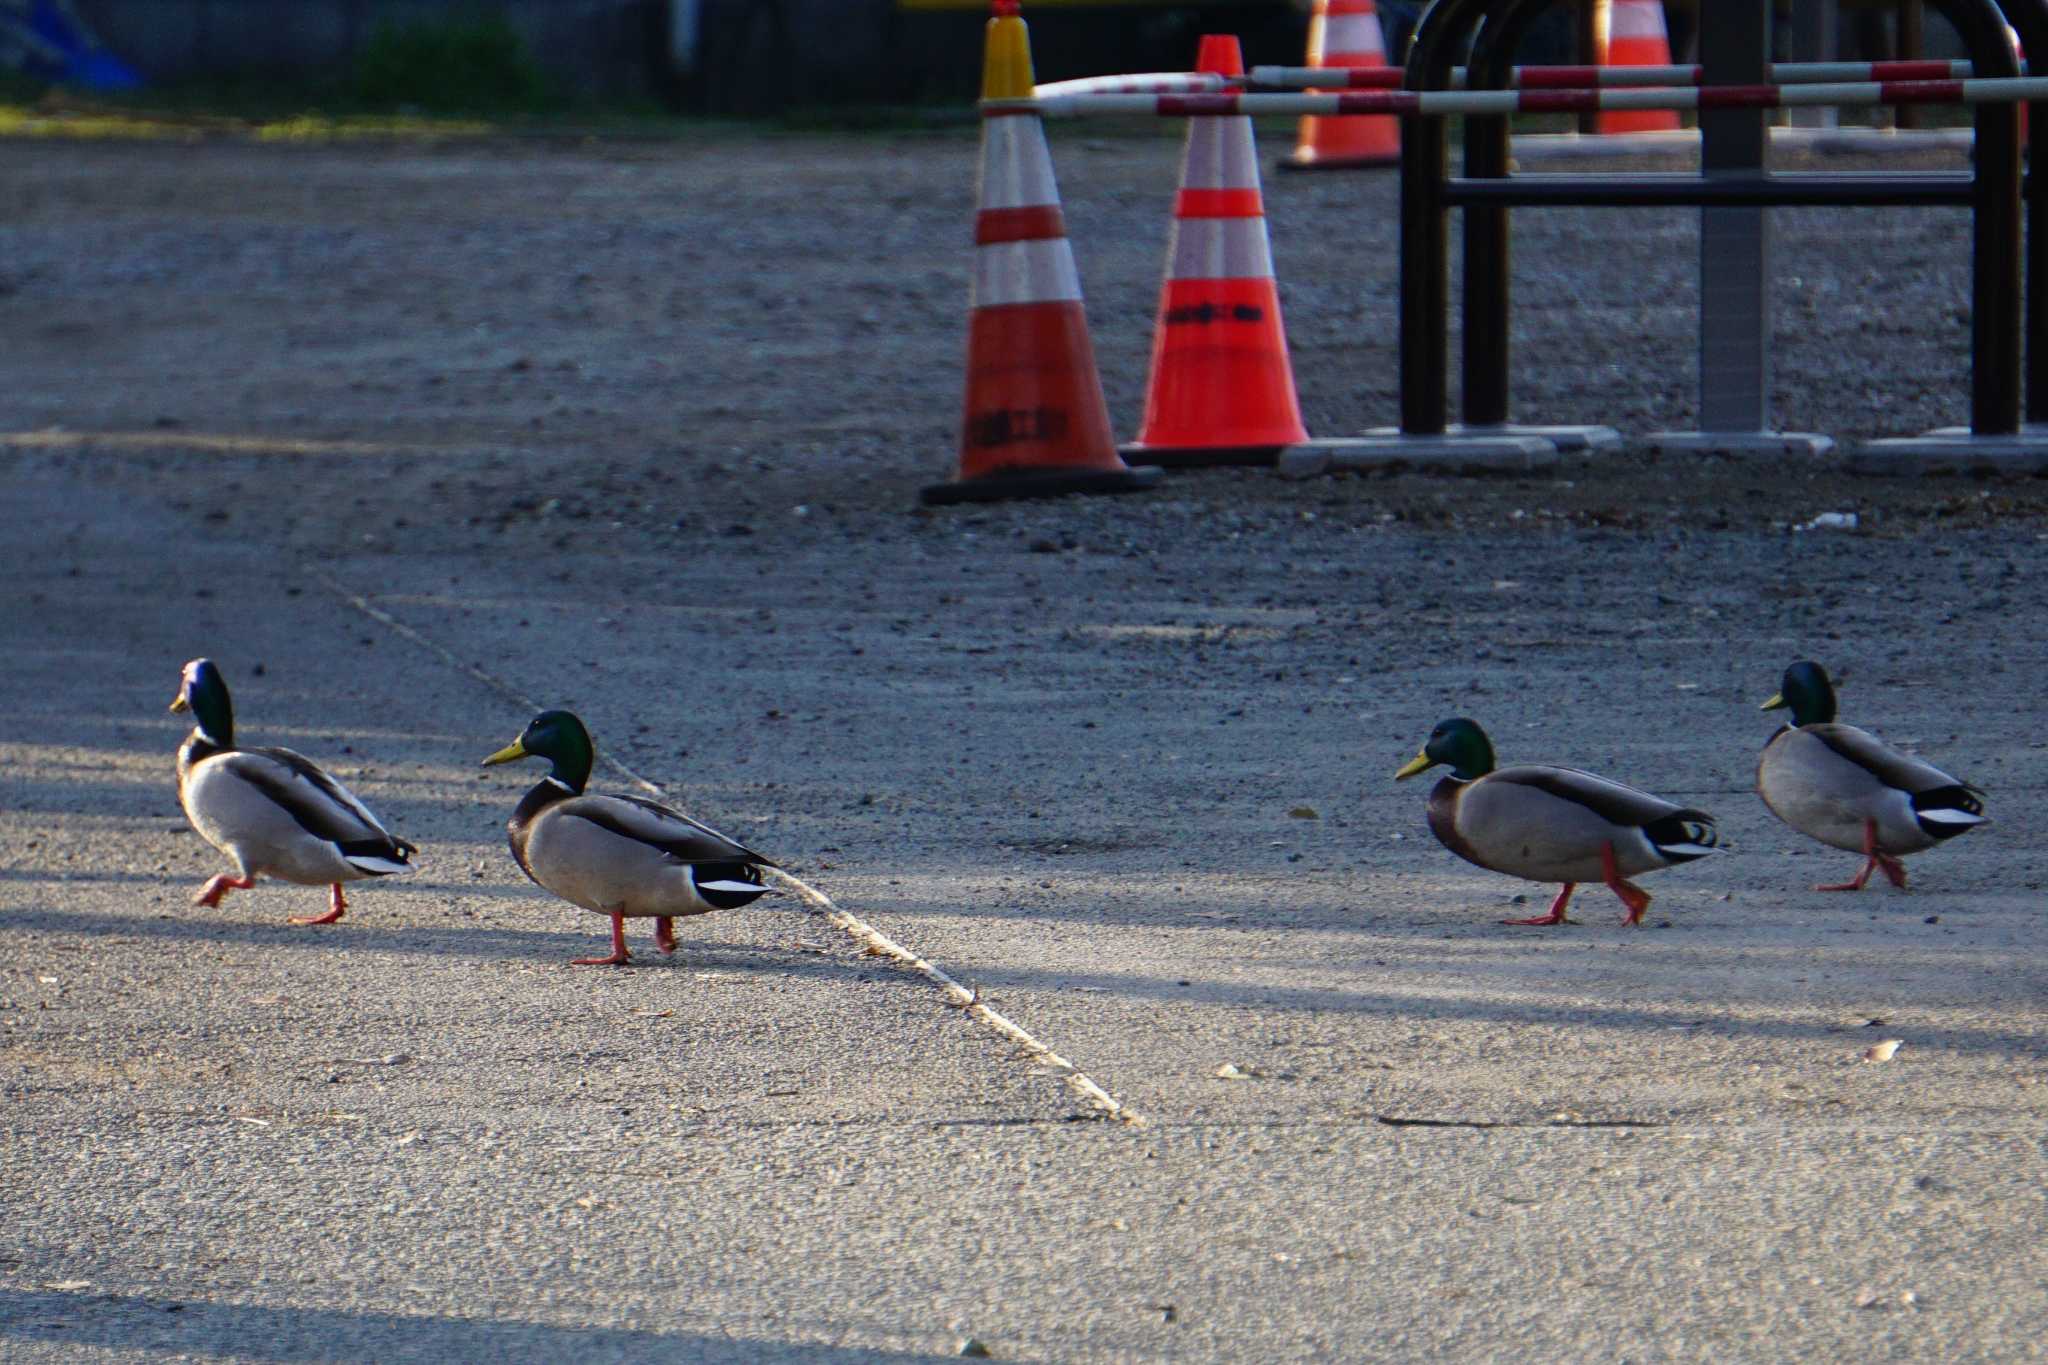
[1845, 427, 2048, 476]
[1275, 434, 1558, 479]
[1365, 423, 1622, 454]
[1646, 430, 1836, 458]
[920, 464, 1163, 506]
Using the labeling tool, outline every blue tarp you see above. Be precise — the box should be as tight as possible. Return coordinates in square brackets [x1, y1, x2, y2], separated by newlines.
[2, 0, 144, 90]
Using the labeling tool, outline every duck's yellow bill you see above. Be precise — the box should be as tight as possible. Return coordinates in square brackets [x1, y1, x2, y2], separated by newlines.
[1394, 751, 1434, 781]
[481, 738, 528, 766]
[168, 695, 189, 714]
[1759, 692, 1786, 711]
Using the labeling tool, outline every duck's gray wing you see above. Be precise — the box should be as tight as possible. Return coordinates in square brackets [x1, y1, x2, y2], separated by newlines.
[1491, 765, 1710, 828]
[1805, 724, 1975, 798]
[235, 747, 417, 857]
[565, 792, 776, 867]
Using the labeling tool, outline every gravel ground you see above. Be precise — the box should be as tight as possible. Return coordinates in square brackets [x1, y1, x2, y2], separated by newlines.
[2, 127, 2045, 1362]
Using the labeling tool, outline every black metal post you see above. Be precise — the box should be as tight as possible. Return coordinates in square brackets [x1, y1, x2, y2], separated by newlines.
[1696, 0, 1772, 435]
[1576, 0, 1599, 136]
[1898, 0, 1924, 130]
[1998, 0, 2048, 424]
[1400, 0, 1495, 435]
[1945, 0, 2024, 435]
[1460, 15, 1517, 428]
[1461, 0, 1558, 430]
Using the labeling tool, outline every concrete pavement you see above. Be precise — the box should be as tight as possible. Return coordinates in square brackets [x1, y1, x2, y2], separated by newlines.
[5, 459, 2045, 1361]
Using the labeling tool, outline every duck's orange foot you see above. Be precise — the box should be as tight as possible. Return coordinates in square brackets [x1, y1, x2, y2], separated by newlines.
[1816, 864, 1874, 892]
[1503, 884, 1578, 926]
[1602, 843, 1653, 924]
[193, 874, 255, 908]
[1818, 821, 1906, 892]
[572, 912, 633, 967]
[289, 884, 348, 926]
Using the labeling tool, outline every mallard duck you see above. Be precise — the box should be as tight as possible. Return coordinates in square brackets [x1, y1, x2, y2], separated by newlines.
[1395, 717, 1718, 926]
[481, 710, 775, 966]
[1757, 661, 1985, 891]
[171, 658, 416, 924]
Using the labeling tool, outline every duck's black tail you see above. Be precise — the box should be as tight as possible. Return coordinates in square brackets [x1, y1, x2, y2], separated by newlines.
[1646, 812, 1719, 864]
[1913, 786, 1986, 842]
[691, 861, 770, 909]
[338, 835, 416, 876]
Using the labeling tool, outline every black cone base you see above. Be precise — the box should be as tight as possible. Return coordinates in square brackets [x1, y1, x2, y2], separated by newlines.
[1119, 442, 1287, 469]
[1277, 154, 1400, 173]
[919, 464, 1163, 506]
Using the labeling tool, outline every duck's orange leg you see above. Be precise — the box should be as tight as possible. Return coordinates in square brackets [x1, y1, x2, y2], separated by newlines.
[1504, 883, 1578, 926]
[1602, 843, 1653, 925]
[193, 874, 255, 908]
[572, 913, 633, 967]
[1818, 819, 1909, 892]
[654, 916, 678, 953]
[289, 884, 348, 926]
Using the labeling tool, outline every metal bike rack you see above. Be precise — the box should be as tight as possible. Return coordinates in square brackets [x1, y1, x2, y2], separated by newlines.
[1396, 0, 2048, 472]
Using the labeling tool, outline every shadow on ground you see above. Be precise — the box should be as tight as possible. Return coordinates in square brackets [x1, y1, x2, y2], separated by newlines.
[0, 1287, 942, 1362]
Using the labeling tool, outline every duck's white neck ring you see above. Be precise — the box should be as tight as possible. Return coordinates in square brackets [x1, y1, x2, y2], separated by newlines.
[193, 726, 228, 748]
[543, 776, 574, 792]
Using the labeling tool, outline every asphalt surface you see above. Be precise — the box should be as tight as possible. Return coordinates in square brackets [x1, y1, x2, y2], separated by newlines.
[7, 458, 2046, 1362]
[3, 128, 2047, 1362]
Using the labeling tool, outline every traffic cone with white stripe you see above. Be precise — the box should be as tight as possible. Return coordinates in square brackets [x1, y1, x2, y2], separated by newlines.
[1125, 34, 1309, 466]
[1284, 0, 1400, 170]
[922, 1, 1160, 506]
[1596, 0, 1681, 134]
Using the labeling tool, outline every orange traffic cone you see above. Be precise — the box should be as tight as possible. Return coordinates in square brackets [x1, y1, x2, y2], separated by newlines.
[1285, 0, 1400, 170]
[1125, 34, 1309, 466]
[922, 2, 1159, 506]
[1596, 0, 1681, 134]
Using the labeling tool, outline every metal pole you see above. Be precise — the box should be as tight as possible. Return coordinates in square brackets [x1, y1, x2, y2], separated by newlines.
[1898, 1, 1925, 129]
[2006, 0, 2048, 424]
[1400, 0, 1494, 436]
[1697, 0, 1773, 434]
[1461, 13, 1519, 428]
[1577, 0, 1601, 135]
[1397, 115, 1450, 434]
[1950, 0, 2022, 434]
[1789, 0, 1842, 127]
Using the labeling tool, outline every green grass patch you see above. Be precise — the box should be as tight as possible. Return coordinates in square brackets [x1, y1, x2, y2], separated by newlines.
[350, 15, 555, 115]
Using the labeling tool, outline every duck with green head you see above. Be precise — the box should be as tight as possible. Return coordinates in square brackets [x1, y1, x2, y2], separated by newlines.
[482, 709, 776, 966]
[171, 658, 417, 924]
[1395, 717, 1718, 926]
[1756, 660, 1985, 891]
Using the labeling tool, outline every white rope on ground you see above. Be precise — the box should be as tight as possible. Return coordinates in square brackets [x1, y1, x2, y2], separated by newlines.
[312, 568, 1143, 1128]
[763, 867, 1142, 1127]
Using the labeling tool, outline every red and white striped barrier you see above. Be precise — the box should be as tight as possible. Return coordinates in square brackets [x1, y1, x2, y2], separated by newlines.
[1033, 72, 1230, 98]
[1007, 75, 2048, 121]
[1246, 59, 1998, 91]
[1025, 60, 2012, 101]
